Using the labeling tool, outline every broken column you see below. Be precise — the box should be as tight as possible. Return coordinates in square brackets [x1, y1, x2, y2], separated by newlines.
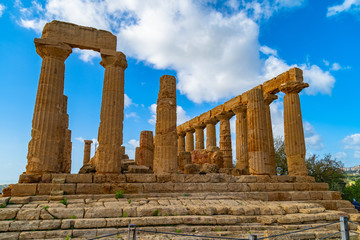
[59, 95, 72, 173]
[185, 127, 195, 152]
[194, 122, 206, 150]
[153, 75, 178, 174]
[280, 80, 309, 176]
[138, 130, 154, 169]
[26, 39, 72, 174]
[216, 111, 235, 168]
[264, 93, 278, 175]
[204, 118, 219, 149]
[177, 131, 186, 154]
[83, 140, 93, 165]
[95, 52, 127, 173]
[233, 105, 249, 174]
[246, 86, 270, 175]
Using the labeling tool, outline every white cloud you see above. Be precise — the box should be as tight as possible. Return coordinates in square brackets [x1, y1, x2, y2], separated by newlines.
[128, 139, 139, 148]
[259, 45, 278, 56]
[327, 0, 360, 17]
[75, 137, 84, 142]
[126, 139, 139, 159]
[323, 59, 330, 66]
[270, 98, 285, 138]
[303, 122, 324, 151]
[0, 4, 6, 17]
[302, 64, 335, 95]
[343, 133, 360, 150]
[148, 103, 191, 125]
[334, 151, 347, 159]
[124, 94, 138, 108]
[73, 49, 100, 63]
[125, 112, 138, 119]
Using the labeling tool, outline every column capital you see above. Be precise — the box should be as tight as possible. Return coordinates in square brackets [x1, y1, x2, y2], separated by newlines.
[232, 104, 247, 115]
[35, 41, 72, 61]
[204, 118, 219, 125]
[216, 111, 235, 121]
[84, 140, 93, 144]
[279, 81, 309, 94]
[185, 127, 195, 133]
[100, 51, 128, 69]
[193, 122, 206, 129]
[264, 93, 278, 105]
[177, 131, 186, 137]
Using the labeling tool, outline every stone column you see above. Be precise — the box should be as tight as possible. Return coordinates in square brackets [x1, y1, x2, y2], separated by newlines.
[185, 127, 195, 152]
[26, 40, 72, 174]
[135, 147, 140, 163]
[233, 105, 249, 174]
[177, 131, 186, 154]
[280, 81, 309, 176]
[216, 112, 235, 168]
[95, 52, 127, 173]
[247, 87, 270, 175]
[194, 123, 206, 150]
[83, 140, 93, 165]
[153, 75, 178, 174]
[138, 130, 154, 169]
[264, 93, 278, 175]
[204, 118, 219, 149]
[60, 95, 72, 173]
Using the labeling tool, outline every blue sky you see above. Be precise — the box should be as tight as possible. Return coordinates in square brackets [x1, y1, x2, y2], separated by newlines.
[0, 0, 359, 183]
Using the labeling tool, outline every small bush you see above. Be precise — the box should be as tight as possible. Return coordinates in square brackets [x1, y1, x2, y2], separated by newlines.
[115, 190, 124, 199]
[42, 205, 49, 210]
[0, 204, 6, 208]
[128, 199, 132, 204]
[154, 209, 160, 216]
[71, 215, 76, 219]
[176, 229, 181, 233]
[59, 198, 68, 206]
[122, 211, 127, 218]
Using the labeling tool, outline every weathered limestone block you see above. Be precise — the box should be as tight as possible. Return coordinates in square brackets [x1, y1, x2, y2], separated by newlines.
[280, 81, 309, 176]
[83, 140, 93, 165]
[177, 151, 191, 171]
[26, 39, 72, 174]
[76, 183, 111, 194]
[216, 111, 235, 168]
[184, 164, 200, 174]
[42, 20, 117, 51]
[95, 52, 127, 173]
[11, 184, 37, 196]
[18, 173, 42, 183]
[121, 159, 135, 172]
[74, 218, 106, 229]
[16, 209, 41, 220]
[78, 164, 96, 174]
[85, 207, 122, 218]
[246, 86, 270, 175]
[153, 75, 178, 174]
[138, 131, 154, 169]
[191, 147, 223, 168]
[66, 174, 93, 183]
[128, 165, 150, 173]
[0, 208, 19, 220]
[200, 163, 219, 174]
[233, 105, 249, 174]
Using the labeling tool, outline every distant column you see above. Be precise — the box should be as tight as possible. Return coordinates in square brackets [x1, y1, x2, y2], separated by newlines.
[194, 123, 206, 150]
[264, 93, 278, 175]
[185, 127, 195, 152]
[138, 131, 154, 169]
[280, 81, 309, 176]
[60, 95, 72, 174]
[153, 75, 178, 174]
[83, 140, 93, 165]
[247, 87, 270, 175]
[96, 52, 127, 173]
[204, 118, 219, 149]
[233, 105, 249, 174]
[216, 112, 235, 168]
[26, 40, 72, 174]
[177, 131, 186, 154]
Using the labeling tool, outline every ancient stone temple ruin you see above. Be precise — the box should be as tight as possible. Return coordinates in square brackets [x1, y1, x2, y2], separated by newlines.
[1, 20, 359, 240]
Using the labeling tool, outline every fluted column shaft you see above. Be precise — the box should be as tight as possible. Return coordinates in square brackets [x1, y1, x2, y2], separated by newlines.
[83, 140, 93, 165]
[138, 131, 154, 169]
[153, 75, 178, 174]
[233, 105, 249, 174]
[177, 132, 186, 154]
[59, 95, 72, 173]
[217, 112, 235, 168]
[280, 81, 309, 176]
[96, 52, 127, 173]
[264, 93, 278, 175]
[194, 123, 206, 150]
[185, 127, 195, 152]
[205, 118, 219, 149]
[26, 41, 72, 174]
[247, 87, 270, 175]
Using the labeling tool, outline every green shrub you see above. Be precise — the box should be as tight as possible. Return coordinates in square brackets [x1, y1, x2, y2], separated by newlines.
[115, 190, 124, 199]
[122, 211, 127, 218]
[59, 198, 68, 206]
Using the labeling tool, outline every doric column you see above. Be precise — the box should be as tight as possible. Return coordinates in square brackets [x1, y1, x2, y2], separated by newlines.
[246, 87, 270, 175]
[204, 118, 219, 149]
[177, 131, 186, 154]
[216, 111, 235, 168]
[96, 52, 127, 173]
[233, 105, 249, 174]
[153, 75, 178, 174]
[26, 40, 72, 174]
[193, 123, 206, 150]
[60, 95, 72, 173]
[138, 130, 154, 169]
[280, 81, 309, 176]
[185, 127, 195, 152]
[83, 140, 93, 165]
[264, 93, 278, 175]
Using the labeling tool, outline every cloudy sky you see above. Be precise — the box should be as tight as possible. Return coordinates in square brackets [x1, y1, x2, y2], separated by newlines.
[0, 0, 359, 183]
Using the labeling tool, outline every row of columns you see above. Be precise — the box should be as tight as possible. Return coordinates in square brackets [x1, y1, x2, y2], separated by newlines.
[177, 83, 308, 176]
[26, 39, 127, 174]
